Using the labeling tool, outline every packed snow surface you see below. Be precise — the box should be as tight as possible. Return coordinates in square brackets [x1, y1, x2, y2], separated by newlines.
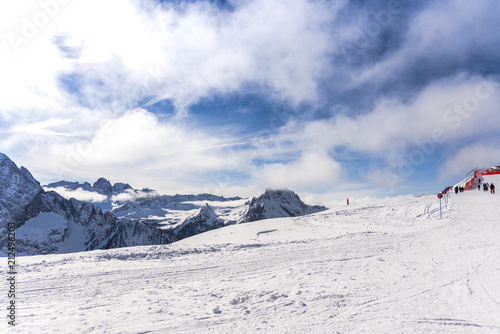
[3, 178, 500, 333]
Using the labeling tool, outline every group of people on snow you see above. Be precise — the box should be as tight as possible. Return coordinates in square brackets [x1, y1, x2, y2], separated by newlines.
[454, 180, 496, 194]
[480, 183, 495, 193]
[477, 178, 495, 193]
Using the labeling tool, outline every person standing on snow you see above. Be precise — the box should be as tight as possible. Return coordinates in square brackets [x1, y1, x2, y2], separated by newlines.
[491, 183, 495, 194]
[483, 183, 488, 192]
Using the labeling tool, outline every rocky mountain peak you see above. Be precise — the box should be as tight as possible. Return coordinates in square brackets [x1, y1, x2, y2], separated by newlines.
[174, 203, 222, 240]
[113, 182, 133, 194]
[263, 188, 300, 200]
[0, 153, 43, 224]
[199, 203, 218, 219]
[242, 188, 327, 223]
[93, 177, 113, 195]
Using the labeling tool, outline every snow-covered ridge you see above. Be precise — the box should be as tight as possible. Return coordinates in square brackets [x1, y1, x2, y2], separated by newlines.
[0, 153, 327, 255]
[45, 178, 133, 196]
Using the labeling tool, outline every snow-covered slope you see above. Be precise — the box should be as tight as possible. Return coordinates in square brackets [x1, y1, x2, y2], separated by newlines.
[9, 183, 500, 333]
[110, 193, 243, 227]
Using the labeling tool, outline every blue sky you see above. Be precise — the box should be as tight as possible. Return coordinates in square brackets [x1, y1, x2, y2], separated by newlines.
[1, 0, 500, 204]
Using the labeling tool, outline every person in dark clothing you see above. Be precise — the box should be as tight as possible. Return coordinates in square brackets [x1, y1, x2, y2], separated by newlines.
[455, 186, 459, 194]
[483, 183, 488, 192]
[478, 184, 481, 191]
[491, 183, 495, 194]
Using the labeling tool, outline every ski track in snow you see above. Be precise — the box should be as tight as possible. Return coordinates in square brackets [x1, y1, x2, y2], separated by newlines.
[3, 181, 500, 333]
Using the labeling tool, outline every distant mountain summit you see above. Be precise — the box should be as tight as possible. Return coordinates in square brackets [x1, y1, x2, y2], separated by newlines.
[174, 204, 222, 240]
[0, 153, 328, 255]
[46, 178, 133, 197]
[242, 188, 327, 223]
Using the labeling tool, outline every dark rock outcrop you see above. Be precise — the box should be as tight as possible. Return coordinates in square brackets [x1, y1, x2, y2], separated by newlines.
[174, 204, 223, 240]
[241, 188, 327, 223]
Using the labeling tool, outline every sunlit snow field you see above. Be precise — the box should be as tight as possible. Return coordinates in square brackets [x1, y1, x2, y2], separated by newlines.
[3, 176, 500, 333]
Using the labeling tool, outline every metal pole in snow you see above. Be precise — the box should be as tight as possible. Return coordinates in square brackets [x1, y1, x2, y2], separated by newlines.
[439, 197, 442, 219]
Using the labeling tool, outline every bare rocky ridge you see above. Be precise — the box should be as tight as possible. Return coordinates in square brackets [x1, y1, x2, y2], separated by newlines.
[241, 188, 327, 223]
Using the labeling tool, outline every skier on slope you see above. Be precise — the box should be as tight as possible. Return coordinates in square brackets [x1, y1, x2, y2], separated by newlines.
[491, 183, 495, 194]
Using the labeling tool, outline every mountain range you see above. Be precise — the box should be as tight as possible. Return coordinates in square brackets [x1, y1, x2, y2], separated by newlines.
[0, 153, 327, 255]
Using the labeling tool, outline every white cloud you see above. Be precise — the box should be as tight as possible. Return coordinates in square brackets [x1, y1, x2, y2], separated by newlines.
[18, 74, 498, 196]
[0, 0, 345, 196]
[9, 118, 73, 136]
[0, 0, 340, 114]
[257, 150, 341, 191]
[285, 75, 500, 162]
[36, 108, 236, 172]
[44, 186, 107, 203]
[111, 189, 159, 202]
[350, 0, 500, 88]
[2, 0, 499, 201]
[439, 143, 500, 181]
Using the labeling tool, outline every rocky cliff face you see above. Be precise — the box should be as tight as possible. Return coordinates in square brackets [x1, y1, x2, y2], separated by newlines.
[174, 204, 223, 240]
[86, 219, 174, 250]
[241, 188, 327, 223]
[0, 153, 42, 225]
[93, 177, 113, 195]
[0, 154, 172, 255]
[11, 190, 118, 254]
